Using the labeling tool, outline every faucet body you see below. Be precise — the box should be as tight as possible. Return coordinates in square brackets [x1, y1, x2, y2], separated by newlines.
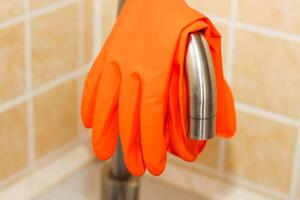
[101, 1, 217, 200]
[101, 139, 139, 200]
[186, 32, 216, 140]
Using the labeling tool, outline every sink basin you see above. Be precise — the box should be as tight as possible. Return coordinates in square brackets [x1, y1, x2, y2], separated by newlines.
[35, 162, 205, 200]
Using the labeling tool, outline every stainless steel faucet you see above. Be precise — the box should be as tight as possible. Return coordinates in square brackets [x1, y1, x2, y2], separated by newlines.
[186, 32, 216, 140]
[101, 0, 217, 199]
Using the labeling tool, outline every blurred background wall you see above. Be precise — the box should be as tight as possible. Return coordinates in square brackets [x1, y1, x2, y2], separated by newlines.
[185, 0, 300, 199]
[0, 0, 300, 199]
[0, 0, 93, 185]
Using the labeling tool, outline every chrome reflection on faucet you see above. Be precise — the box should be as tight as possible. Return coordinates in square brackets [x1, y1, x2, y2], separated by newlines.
[185, 32, 217, 140]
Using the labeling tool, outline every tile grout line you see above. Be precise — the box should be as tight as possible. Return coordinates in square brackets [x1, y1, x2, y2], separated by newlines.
[197, 164, 288, 199]
[3, 69, 298, 127]
[0, 0, 91, 192]
[236, 102, 299, 127]
[209, 14, 300, 44]
[225, 0, 237, 84]
[0, 15, 24, 29]
[0, 0, 77, 30]
[0, 141, 93, 200]
[289, 123, 300, 199]
[0, 136, 89, 191]
[209, 14, 231, 26]
[76, 0, 85, 137]
[171, 157, 289, 199]
[0, 166, 31, 190]
[29, 0, 77, 19]
[217, 0, 238, 175]
[32, 137, 89, 171]
[2, 3, 300, 44]
[221, 171, 289, 200]
[236, 21, 300, 44]
[24, 0, 35, 168]
[0, 66, 90, 114]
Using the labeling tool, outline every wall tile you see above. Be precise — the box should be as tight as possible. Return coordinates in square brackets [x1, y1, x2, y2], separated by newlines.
[84, 0, 93, 63]
[31, 5, 78, 87]
[34, 80, 78, 158]
[0, 23, 25, 103]
[0, 0, 24, 22]
[224, 111, 297, 192]
[0, 104, 28, 180]
[233, 30, 300, 118]
[238, 0, 300, 35]
[30, 0, 62, 10]
[197, 138, 220, 169]
[101, 0, 118, 42]
[186, 0, 230, 17]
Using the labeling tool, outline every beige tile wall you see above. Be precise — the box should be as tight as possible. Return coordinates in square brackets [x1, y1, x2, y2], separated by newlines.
[0, 0, 93, 184]
[188, 0, 300, 199]
[197, 138, 220, 169]
[34, 80, 78, 158]
[237, 0, 300, 35]
[1, 0, 300, 199]
[31, 5, 78, 87]
[0, 0, 24, 21]
[225, 111, 297, 193]
[0, 104, 28, 180]
[233, 30, 300, 119]
[186, 0, 230, 17]
[30, 0, 62, 10]
[0, 23, 25, 103]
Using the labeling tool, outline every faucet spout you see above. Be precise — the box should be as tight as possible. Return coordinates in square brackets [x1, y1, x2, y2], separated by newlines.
[185, 32, 217, 140]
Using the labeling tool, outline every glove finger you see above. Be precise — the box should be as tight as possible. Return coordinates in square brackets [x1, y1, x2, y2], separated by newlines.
[140, 81, 168, 176]
[216, 81, 236, 137]
[119, 75, 145, 176]
[81, 47, 108, 128]
[92, 62, 121, 160]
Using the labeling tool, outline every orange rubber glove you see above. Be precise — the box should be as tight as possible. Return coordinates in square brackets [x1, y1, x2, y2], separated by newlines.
[81, 0, 236, 176]
[167, 17, 236, 161]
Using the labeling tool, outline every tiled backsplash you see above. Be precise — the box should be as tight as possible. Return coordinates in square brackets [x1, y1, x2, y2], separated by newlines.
[237, 0, 300, 35]
[0, 0, 24, 21]
[225, 111, 297, 193]
[0, 23, 25, 103]
[233, 30, 300, 118]
[30, 0, 63, 10]
[0, 104, 28, 180]
[34, 80, 78, 158]
[0, 0, 93, 184]
[31, 5, 79, 87]
[186, 0, 300, 199]
[1, 0, 300, 199]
